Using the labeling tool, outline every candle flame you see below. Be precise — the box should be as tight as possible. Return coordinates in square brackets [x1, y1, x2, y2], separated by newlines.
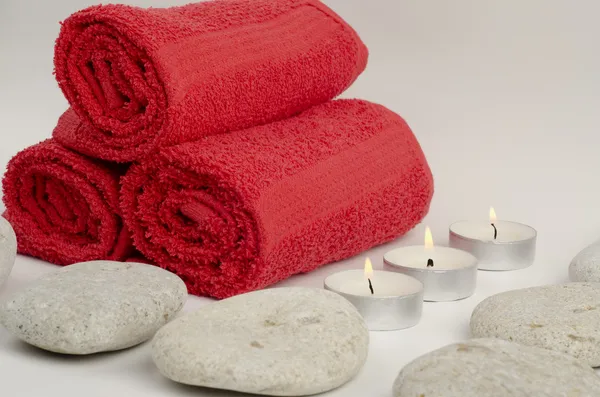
[489, 207, 497, 223]
[424, 227, 434, 250]
[364, 257, 373, 280]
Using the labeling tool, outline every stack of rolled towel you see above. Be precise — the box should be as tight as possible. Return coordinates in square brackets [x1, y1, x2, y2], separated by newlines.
[2, 0, 434, 298]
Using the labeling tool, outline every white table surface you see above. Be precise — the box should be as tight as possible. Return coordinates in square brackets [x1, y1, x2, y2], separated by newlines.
[2, 0, 600, 395]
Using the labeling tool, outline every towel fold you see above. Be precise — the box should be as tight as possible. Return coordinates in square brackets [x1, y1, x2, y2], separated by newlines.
[2, 137, 133, 265]
[120, 100, 433, 298]
[54, 0, 368, 162]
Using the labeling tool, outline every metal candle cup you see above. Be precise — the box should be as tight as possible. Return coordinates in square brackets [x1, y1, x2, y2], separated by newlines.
[449, 220, 537, 271]
[383, 246, 478, 301]
[324, 269, 424, 331]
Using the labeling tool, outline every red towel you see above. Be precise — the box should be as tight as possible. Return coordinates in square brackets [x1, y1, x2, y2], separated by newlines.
[120, 100, 434, 298]
[53, 0, 368, 162]
[2, 136, 133, 265]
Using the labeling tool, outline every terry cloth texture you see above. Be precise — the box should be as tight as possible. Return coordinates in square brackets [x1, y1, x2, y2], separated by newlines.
[2, 138, 133, 265]
[120, 99, 434, 298]
[53, 0, 368, 162]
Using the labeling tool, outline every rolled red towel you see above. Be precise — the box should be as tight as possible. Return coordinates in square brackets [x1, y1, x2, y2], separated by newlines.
[53, 0, 368, 162]
[2, 135, 133, 265]
[120, 100, 434, 298]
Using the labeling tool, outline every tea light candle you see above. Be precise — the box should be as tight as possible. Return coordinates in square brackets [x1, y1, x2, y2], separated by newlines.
[383, 227, 478, 301]
[324, 258, 424, 331]
[449, 207, 537, 271]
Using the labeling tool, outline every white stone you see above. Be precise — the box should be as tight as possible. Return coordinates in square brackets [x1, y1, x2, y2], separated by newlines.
[470, 283, 600, 366]
[393, 338, 600, 397]
[152, 287, 369, 396]
[0, 260, 187, 354]
[0, 216, 17, 288]
[570, 240, 600, 282]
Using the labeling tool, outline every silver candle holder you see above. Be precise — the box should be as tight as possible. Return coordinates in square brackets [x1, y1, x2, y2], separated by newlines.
[324, 269, 423, 331]
[449, 220, 537, 271]
[383, 246, 478, 302]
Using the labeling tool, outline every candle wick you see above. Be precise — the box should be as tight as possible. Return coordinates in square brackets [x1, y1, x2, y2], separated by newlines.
[368, 278, 374, 295]
[491, 223, 497, 240]
[427, 258, 434, 267]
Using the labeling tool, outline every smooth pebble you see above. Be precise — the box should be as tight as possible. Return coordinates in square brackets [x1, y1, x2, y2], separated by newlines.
[152, 287, 369, 396]
[0, 260, 187, 354]
[570, 240, 600, 282]
[393, 338, 600, 397]
[470, 283, 600, 366]
[0, 216, 17, 288]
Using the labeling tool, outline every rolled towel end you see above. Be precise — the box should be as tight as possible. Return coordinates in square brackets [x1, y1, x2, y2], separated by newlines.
[54, 5, 167, 162]
[2, 140, 133, 265]
[121, 160, 263, 298]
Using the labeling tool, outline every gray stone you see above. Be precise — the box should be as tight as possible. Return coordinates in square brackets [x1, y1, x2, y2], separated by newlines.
[152, 287, 369, 396]
[570, 241, 600, 282]
[470, 283, 600, 366]
[0, 216, 17, 288]
[393, 338, 600, 397]
[0, 260, 187, 354]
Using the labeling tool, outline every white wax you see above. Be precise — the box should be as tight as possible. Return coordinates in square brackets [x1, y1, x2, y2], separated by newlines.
[325, 270, 422, 297]
[384, 246, 476, 270]
[450, 220, 536, 243]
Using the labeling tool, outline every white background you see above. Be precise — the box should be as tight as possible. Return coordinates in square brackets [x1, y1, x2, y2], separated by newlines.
[2, 0, 600, 395]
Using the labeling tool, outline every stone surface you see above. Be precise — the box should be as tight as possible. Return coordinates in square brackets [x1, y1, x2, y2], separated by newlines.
[0, 216, 17, 288]
[0, 261, 187, 354]
[393, 338, 600, 397]
[570, 240, 600, 282]
[470, 283, 600, 366]
[152, 287, 369, 396]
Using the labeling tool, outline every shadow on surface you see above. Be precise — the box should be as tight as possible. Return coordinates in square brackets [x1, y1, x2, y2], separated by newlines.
[3, 336, 149, 364]
[157, 376, 276, 397]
